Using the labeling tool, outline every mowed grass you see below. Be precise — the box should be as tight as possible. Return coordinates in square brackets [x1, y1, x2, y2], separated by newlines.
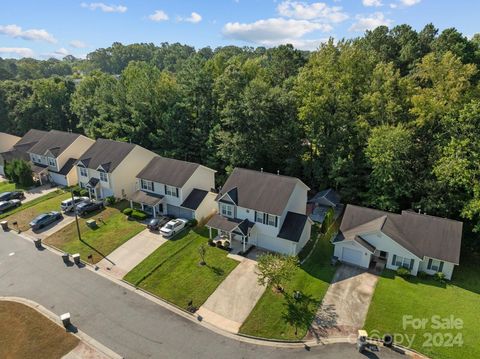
[44, 201, 144, 263]
[124, 227, 239, 310]
[0, 181, 18, 193]
[0, 301, 79, 359]
[239, 224, 337, 340]
[3, 190, 69, 229]
[364, 259, 480, 359]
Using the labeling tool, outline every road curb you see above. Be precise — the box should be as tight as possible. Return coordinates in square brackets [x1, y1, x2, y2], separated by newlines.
[0, 296, 122, 359]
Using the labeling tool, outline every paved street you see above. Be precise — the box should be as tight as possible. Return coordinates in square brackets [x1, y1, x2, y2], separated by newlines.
[0, 230, 404, 359]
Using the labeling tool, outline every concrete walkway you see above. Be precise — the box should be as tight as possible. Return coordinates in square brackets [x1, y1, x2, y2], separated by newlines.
[96, 229, 167, 279]
[23, 185, 60, 204]
[309, 265, 378, 340]
[24, 214, 76, 240]
[197, 258, 266, 333]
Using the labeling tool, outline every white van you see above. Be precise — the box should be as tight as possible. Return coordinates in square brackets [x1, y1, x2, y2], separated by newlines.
[60, 197, 89, 213]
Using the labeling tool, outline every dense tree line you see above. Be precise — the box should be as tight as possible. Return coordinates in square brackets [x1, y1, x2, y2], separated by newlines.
[1, 24, 480, 251]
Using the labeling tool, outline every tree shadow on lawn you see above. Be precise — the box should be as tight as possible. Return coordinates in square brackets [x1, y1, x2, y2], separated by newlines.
[448, 256, 480, 295]
[282, 291, 321, 339]
[206, 265, 225, 276]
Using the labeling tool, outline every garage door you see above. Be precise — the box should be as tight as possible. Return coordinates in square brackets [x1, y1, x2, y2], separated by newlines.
[256, 234, 294, 255]
[0, 165, 4, 176]
[167, 204, 194, 219]
[342, 247, 362, 265]
[49, 172, 67, 186]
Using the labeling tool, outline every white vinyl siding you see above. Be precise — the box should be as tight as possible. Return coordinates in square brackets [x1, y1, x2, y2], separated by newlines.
[254, 211, 278, 227]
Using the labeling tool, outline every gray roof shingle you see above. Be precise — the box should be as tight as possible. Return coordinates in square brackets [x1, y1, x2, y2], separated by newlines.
[278, 211, 308, 243]
[181, 189, 208, 210]
[28, 130, 81, 157]
[137, 156, 201, 188]
[78, 139, 136, 173]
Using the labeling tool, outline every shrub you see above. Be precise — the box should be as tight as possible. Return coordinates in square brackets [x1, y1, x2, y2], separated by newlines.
[71, 185, 81, 196]
[79, 189, 89, 197]
[216, 241, 224, 249]
[187, 219, 198, 227]
[321, 207, 335, 234]
[396, 267, 411, 278]
[105, 196, 116, 206]
[131, 209, 148, 221]
[223, 241, 230, 249]
[434, 272, 447, 283]
[417, 271, 428, 279]
[208, 239, 215, 247]
[5, 159, 34, 187]
[123, 208, 133, 216]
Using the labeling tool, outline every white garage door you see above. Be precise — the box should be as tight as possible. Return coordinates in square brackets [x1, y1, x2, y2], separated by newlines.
[49, 172, 67, 186]
[342, 247, 363, 265]
[257, 234, 293, 255]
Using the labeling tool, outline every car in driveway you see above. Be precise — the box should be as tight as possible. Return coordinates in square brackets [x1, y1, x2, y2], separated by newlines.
[0, 191, 25, 201]
[160, 218, 188, 238]
[29, 211, 63, 230]
[60, 196, 89, 212]
[0, 199, 21, 214]
[147, 217, 169, 231]
[75, 200, 104, 216]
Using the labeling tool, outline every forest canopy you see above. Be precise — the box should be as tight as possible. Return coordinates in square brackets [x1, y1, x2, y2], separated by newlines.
[1, 24, 480, 251]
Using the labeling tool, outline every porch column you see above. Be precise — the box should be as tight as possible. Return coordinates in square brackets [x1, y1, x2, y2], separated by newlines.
[153, 206, 156, 217]
[229, 232, 232, 242]
[242, 236, 246, 252]
[141, 203, 144, 211]
[209, 227, 212, 239]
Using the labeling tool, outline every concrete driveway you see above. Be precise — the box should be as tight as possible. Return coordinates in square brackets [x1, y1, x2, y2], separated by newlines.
[96, 229, 167, 279]
[309, 265, 378, 339]
[197, 258, 266, 333]
[24, 214, 76, 240]
[22, 185, 60, 204]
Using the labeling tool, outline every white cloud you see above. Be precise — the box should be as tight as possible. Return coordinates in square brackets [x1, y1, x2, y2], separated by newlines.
[0, 47, 34, 58]
[349, 12, 392, 32]
[69, 40, 88, 48]
[223, 18, 332, 43]
[363, 0, 383, 7]
[80, 2, 127, 13]
[178, 12, 202, 24]
[148, 10, 169, 22]
[400, 0, 420, 5]
[277, 1, 348, 23]
[0, 24, 56, 43]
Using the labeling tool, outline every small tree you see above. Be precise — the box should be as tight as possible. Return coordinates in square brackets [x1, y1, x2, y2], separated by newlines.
[5, 159, 34, 187]
[198, 244, 207, 265]
[321, 207, 335, 233]
[256, 253, 299, 292]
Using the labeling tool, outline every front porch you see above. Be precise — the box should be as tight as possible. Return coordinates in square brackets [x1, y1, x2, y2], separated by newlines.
[31, 163, 49, 186]
[206, 214, 254, 254]
[128, 190, 164, 217]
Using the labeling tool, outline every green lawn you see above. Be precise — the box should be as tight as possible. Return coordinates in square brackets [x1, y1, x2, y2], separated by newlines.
[0, 181, 16, 193]
[3, 190, 69, 229]
[239, 224, 337, 340]
[124, 227, 239, 310]
[364, 259, 480, 359]
[44, 201, 144, 263]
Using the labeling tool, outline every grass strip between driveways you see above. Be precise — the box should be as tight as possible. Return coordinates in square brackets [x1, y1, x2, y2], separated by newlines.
[124, 227, 238, 310]
[239, 222, 339, 340]
[44, 201, 144, 264]
[0, 301, 79, 359]
[2, 190, 68, 227]
[364, 258, 480, 359]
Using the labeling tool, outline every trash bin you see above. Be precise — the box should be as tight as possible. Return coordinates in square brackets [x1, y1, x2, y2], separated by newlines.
[384, 334, 393, 348]
[62, 253, 70, 264]
[0, 221, 8, 231]
[72, 253, 80, 265]
[34, 238, 42, 249]
[60, 312, 71, 327]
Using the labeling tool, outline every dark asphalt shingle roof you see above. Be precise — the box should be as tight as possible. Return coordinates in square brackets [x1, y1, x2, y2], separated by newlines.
[78, 139, 136, 173]
[206, 214, 243, 232]
[128, 190, 164, 206]
[14, 129, 48, 148]
[278, 211, 308, 243]
[137, 156, 201, 188]
[309, 188, 341, 206]
[181, 189, 208, 210]
[339, 204, 463, 264]
[354, 235, 376, 253]
[28, 130, 81, 157]
[53, 158, 77, 176]
[217, 168, 307, 216]
[1, 129, 48, 161]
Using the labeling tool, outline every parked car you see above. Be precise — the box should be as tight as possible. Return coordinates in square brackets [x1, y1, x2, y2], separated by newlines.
[147, 218, 161, 231]
[75, 200, 104, 216]
[0, 191, 25, 201]
[60, 196, 89, 212]
[0, 199, 21, 214]
[29, 211, 63, 230]
[160, 218, 188, 238]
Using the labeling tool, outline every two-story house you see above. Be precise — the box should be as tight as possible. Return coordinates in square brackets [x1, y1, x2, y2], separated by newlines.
[77, 138, 156, 200]
[206, 168, 313, 255]
[0, 132, 21, 175]
[27, 130, 94, 186]
[128, 156, 217, 221]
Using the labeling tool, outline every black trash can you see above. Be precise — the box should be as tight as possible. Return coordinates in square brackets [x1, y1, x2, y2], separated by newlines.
[62, 253, 70, 263]
[0, 221, 8, 231]
[34, 238, 42, 249]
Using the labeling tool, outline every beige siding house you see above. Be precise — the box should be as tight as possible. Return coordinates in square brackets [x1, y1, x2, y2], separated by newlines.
[77, 139, 156, 200]
[0, 132, 21, 175]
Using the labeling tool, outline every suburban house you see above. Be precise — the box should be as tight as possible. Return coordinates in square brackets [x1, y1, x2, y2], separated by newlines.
[27, 130, 95, 186]
[333, 204, 463, 280]
[0, 132, 22, 175]
[77, 138, 156, 200]
[206, 168, 313, 255]
[128, 156, 217, 221]
[308, 188, 343, 223]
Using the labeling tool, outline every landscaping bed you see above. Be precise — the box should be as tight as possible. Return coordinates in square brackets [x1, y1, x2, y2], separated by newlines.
[239, 224, 337, 340]
[2, 190, 69, 229]
[124, 227, 238, 310]
[364, 258, 480, 359]
[44, 201, 144, 264]
[0, 301, 79, 359]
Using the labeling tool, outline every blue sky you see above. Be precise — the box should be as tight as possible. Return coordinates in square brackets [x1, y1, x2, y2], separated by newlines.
[0, 0, 478, 59]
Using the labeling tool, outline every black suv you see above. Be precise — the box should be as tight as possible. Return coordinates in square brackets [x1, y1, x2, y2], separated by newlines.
[75, 200, 104, 216]
[0, 191, 25, 201]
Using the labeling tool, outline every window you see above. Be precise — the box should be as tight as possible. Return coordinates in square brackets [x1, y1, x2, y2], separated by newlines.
[255, 211, 264, 223]
[393, 255, 413, 269]
[141, 179, 154, 191]
[267, 214, 277, 227]
[99, 171, 108, 182]
[165, 185, 178, 197]
[48, 157, 56, 167]
[220, 203, 233, 218]
[428, 259, 444, 272]
[255, 211, 277, 227]
[79, 166, 87, 177]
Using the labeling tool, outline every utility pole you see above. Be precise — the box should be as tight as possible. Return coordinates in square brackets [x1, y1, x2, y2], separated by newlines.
[71, 189, 82, 242]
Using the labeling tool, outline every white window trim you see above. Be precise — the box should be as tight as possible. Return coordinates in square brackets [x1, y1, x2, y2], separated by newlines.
[220, 203, 234, 218]
[395, 255, 411, 268]
[79, 166, 88, 177]
[141, 179, 154, 192]
[99, 171, 108, 182]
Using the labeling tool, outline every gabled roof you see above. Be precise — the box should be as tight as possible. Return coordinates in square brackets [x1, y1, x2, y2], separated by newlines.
[28, 130, 81, 157]
[137, 156, 203, 188]
[0, 132, 20, 152]
[338, 204, 463, 264]
[78, 138, 136, 173]
[14, 129, 48, 148]
[217, 168, 308, 216]
[181, 189, 208, 210]
[309, 188, 341, 207]
[1, 129, 47, 161]
[278, 211, 309, 243]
